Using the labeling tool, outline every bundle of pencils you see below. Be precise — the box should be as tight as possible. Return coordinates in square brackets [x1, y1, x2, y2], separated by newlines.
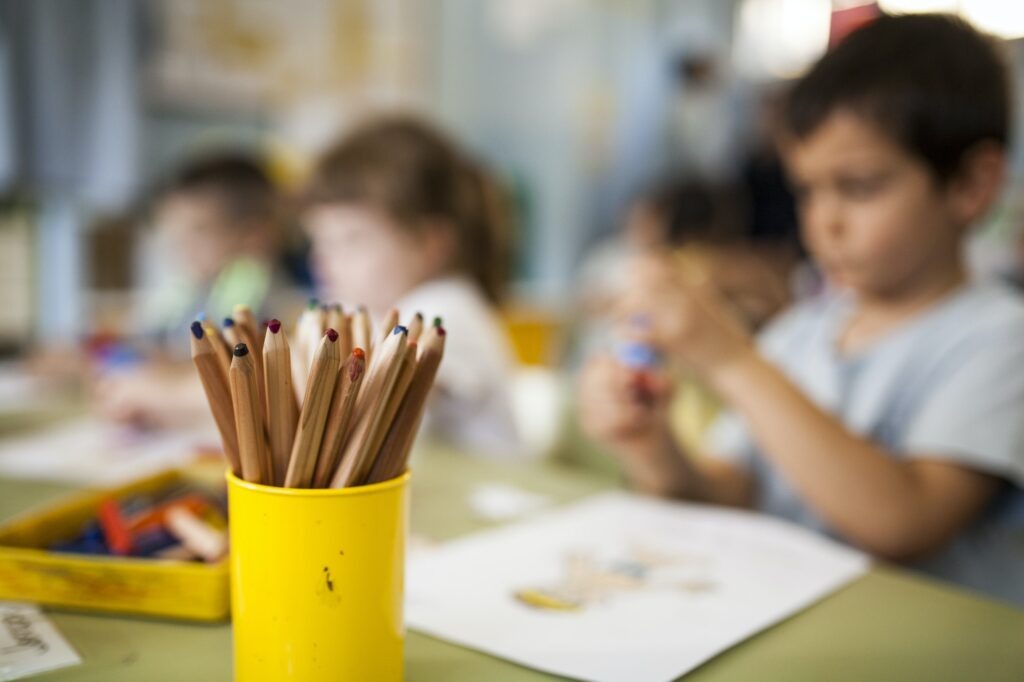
[190, 304, 444, 488]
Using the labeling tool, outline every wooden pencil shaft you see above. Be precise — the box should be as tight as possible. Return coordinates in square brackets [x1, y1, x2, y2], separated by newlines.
[336, 315, 353, 361]
[264, 322, 298, 486]
[352, 309, 372, 361]
[291, 307, 324, 403]
[229, 347, 273, 485]
[191, 331, 242, 475]
[357, 325, 408, 411]
[233, 305, 261, 353]
[388, 328, 446, 473]
[359, 349, 417, 485]
[379, 308, 399, 344]
[331, 332, 408, 487]
[284, 332, 341, 487]
[406, 313, 424, 343]
[326, 305, 344, 335]
[312, 352, 365, 488]
[236, 322, 267, 416]
[222, 322, 242, 349]
[368, 333, 444, 483]
[202, 322, 232, 378]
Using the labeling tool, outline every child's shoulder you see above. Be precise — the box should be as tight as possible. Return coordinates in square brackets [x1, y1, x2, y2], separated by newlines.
[953, 280, 1024, 331]
[754, 289, 840, 354]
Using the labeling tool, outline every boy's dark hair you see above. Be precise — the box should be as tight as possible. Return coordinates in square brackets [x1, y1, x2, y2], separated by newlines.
[642, 177, 800, 251]
[160, 153, 276, 227]
[785, 13, 1009, 182]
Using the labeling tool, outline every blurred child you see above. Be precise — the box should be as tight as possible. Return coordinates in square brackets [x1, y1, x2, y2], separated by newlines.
[142, 153, 290, 347]
[578, 15, 1024, 604]
[97, 153, 294, 428]
[302, 115, 521, 456]
[566, 177, 801, 468]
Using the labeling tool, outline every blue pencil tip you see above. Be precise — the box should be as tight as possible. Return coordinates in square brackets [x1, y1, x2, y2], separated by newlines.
[223, 317, 235, 327]
[196, 312, 207, 322]
[190, 321, 204, 339]
[393, 325, 408, 336]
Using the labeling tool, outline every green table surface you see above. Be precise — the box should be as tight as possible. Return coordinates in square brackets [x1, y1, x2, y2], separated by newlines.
[2, 447, 1022, 682]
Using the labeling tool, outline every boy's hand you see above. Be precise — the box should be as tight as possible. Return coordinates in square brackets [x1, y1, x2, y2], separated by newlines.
[577, 354, 693, 497]
[577, 354, 671, 449]
[621, 254, 754, 378]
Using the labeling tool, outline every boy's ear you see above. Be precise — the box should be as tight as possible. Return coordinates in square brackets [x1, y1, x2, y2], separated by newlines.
[947, 141, 1006, 226]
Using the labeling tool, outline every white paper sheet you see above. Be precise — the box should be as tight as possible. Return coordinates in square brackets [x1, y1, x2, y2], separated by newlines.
[468, 482, 551, 522]
[0, 602, 80, 681]
[408, 492, 869, 682]
[0, 417, 213, 485]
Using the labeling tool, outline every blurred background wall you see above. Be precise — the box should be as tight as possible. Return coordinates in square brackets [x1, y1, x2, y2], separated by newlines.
[1, 0, 1023, 354]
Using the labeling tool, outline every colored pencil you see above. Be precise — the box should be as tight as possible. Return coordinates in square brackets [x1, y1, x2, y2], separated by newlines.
[193, 302, 446, 491]
[367, 325, 446, 483]
[263, 319, 298, 485]
[407, 311, 424, 343]
[352, 306, 372, 362]
[233, 304, 261, 354]
[284, 329, 341, 487]
[222, 317, 242, 349]
[311, 348, 366, 488]
[379, 308, 400, 345]
[190, 321, 242, 475]
[331, 327, 409, 487]
[233, 306, 267, 414]
[291, 300, 324, 402]
[229, 343, 274, 484]
[201, 319, 232, 378]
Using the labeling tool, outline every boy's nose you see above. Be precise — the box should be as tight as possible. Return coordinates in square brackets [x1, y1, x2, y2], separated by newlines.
[804, 195, 844, 243]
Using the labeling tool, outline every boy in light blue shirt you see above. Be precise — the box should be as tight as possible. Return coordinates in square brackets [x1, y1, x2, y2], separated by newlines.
[578, 14, 1024, 604]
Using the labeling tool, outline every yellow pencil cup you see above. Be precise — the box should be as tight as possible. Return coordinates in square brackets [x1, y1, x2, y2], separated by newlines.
[227, 470, 409, 682]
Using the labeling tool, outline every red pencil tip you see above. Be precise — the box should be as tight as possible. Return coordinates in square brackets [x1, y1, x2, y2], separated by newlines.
[268, 319, 281, 333]
[352, 347, 366, 359]
[325, 328, 338, 342]
[436, 326, 447, 337]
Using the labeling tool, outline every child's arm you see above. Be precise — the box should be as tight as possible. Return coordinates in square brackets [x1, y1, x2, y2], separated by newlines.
[628, 258, 1002, 560]
[577, 355, 754, 507]
[710, 351, 1001, 560]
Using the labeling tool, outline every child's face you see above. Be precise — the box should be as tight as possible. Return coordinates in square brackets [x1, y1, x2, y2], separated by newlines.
[783, 111, 966, 298]
[155, 193, 238, 283]
[304, 204, 434, 313]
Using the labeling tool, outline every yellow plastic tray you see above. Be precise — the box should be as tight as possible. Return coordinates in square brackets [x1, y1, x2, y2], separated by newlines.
[0, 470, 229, 621]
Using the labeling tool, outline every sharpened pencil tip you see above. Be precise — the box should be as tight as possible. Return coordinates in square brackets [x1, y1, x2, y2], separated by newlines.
[436, 326, 447, 337]
[223, 317, 235, 328]
[393, 325, 408, 336]
[307, 298, 319, 310]
[268, 319, 281, 334]
[190, 321, 204, 339]
[352, 348, 365, 359]
[325, 328, 339, 342]
[196, 311, 207, 322]
[233, 343, 249, 357]
[432, 317, 442, 328]
[414, 311, 423, 320]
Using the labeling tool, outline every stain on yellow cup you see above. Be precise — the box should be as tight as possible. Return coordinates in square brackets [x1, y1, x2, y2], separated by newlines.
[227, 470, 409, 681]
